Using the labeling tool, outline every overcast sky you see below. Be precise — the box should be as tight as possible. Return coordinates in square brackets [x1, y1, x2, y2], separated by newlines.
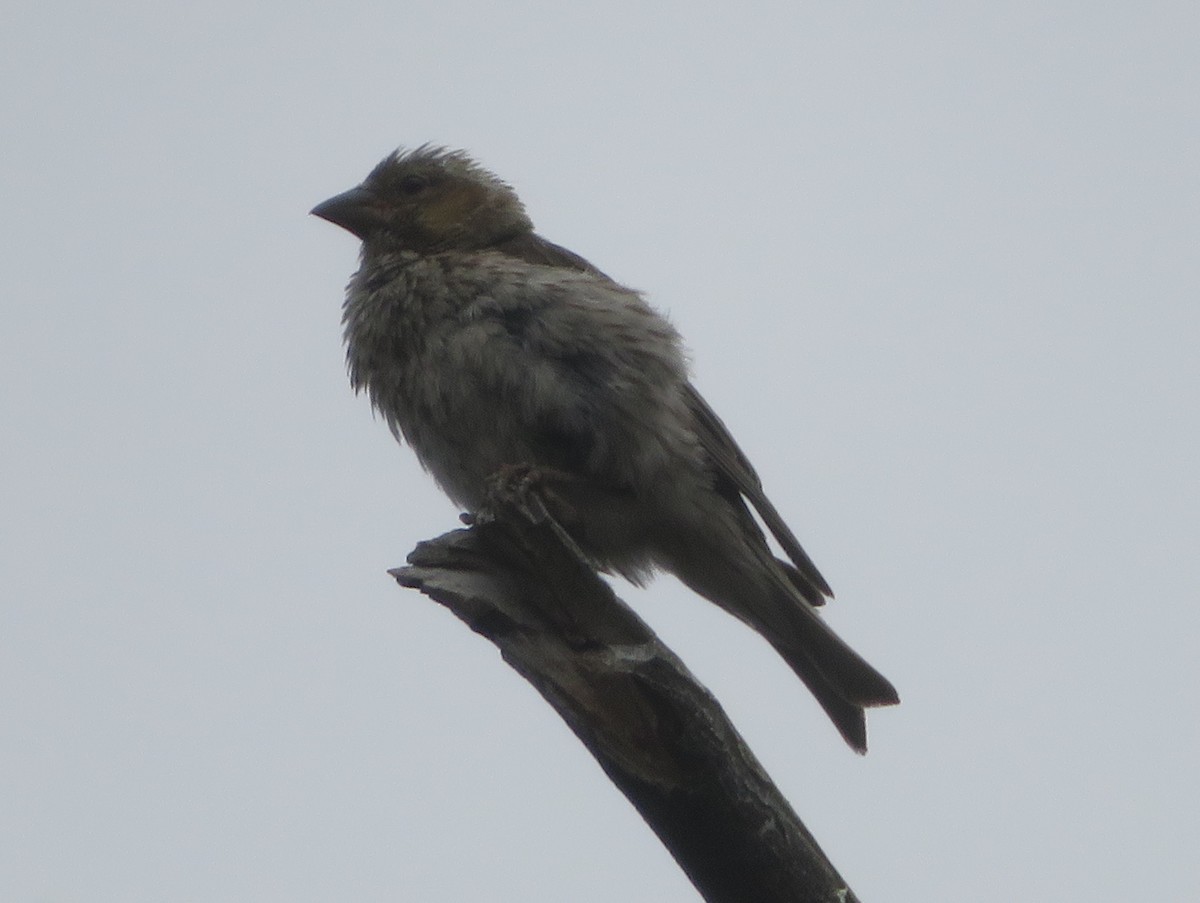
[3, 3, 1198, 901]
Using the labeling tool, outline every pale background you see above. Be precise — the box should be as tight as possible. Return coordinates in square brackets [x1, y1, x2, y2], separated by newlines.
[3, 3, 1197, 901]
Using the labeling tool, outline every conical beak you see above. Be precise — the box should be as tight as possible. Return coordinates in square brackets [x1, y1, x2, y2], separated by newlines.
[310, 186, 385, 240]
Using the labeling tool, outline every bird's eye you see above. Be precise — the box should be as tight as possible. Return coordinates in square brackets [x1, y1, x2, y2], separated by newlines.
[397, 174, 429, 195]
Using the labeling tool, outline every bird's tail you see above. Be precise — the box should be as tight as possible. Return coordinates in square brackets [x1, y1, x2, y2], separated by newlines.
[767, 599, 899, 753]
[661, 533, 898, 752]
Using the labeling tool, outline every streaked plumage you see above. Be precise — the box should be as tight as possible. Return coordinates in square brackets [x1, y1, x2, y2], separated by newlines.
[313, 146, 898, 751]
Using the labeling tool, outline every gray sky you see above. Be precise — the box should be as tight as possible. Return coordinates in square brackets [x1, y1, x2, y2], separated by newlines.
[3, 3, 1197, 901]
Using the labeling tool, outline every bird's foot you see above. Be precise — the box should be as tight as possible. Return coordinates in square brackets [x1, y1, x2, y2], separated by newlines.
[485, 463, 580, 526]
[476, 463, 601, 571]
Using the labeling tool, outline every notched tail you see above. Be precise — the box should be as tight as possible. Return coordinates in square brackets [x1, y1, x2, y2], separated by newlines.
[774, 605, 898, 752]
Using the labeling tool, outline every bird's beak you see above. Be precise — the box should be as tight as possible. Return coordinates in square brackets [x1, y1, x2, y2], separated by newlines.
[310, 186, 385, 240]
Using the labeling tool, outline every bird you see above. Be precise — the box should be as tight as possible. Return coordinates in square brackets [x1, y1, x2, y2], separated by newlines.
[312, 145, 898, 752]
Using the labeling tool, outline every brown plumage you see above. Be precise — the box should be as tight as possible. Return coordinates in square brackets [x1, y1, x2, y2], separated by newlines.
[312, 146, 898, 751]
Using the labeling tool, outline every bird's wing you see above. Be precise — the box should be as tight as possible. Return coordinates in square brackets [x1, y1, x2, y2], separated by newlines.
[682, 383, 834, 603]
[492, 231, 833, 602]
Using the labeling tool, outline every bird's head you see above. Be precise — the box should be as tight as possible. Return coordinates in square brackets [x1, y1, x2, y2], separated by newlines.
[311, 145, 533, 253]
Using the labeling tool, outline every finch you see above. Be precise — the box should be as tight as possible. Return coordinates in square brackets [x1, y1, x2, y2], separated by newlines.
[312, 146, 898, 751]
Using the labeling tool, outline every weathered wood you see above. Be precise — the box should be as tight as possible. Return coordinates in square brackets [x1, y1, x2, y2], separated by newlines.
[390, 488, 861, 903]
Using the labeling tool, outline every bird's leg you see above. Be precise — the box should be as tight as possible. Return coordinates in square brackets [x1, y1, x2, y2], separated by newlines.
[485, 462, 581, 525]
[476, 463, 603, 572]
[462, 463, 570, 525]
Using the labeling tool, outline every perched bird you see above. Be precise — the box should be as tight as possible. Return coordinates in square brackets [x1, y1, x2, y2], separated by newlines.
[312, 146, 898, 751]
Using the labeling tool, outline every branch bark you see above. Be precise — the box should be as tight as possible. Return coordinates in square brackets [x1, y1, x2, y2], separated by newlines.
[390, 487, 862, 903]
